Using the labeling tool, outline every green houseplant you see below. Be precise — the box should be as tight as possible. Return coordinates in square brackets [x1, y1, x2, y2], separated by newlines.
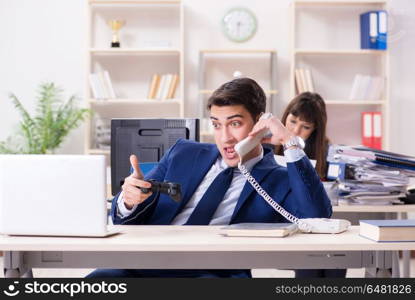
[0, 82, 91, 154]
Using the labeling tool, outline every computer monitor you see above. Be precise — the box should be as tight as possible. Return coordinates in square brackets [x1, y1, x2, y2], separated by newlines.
[111, 118, 200, 196]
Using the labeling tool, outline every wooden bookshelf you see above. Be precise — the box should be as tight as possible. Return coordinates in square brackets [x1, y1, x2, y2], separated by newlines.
[85, 0, 184, 155]
[290, 0, 389, 148]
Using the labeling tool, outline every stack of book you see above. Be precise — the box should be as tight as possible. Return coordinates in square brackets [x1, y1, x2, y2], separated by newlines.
[349, 74, 385, 101]
[294, 68, 314, 94]
[326, 145, 415, 206]
[89, 70, 116, 100]
[359, 219, 415, 242]
[147, 73, 179, 100]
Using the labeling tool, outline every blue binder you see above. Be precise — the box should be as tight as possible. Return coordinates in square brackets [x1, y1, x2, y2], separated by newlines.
[326, 162, 355, 181]
[376, 10, 387, 50]
[360, 11, 378, 49]
[360, 10, 387, 50]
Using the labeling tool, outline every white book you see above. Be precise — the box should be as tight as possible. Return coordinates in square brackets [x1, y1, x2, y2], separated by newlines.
[299, 69, 308, 92]
[89, 73, 100, 99]
[103, 70, 116, 99]
[362, 75, 373, 100]
[97, 71, 110, 99]
[349, 74, 362, 100]
[92, 73, 105, 100]
[156, 74, 167, 100]
[161, 74, 173, 100]
[305, 69, 314, 93]
[294, 69, 304, 94]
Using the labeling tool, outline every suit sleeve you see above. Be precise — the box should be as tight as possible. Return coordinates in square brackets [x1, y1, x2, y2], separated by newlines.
[110, 139, 182, 225]
[285, 156, 332, 219]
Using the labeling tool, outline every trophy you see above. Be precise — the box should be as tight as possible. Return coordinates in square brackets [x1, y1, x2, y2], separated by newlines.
[108, 19, 125, 48]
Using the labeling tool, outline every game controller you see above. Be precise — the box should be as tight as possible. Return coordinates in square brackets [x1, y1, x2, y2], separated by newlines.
[139, 179, 182, 202]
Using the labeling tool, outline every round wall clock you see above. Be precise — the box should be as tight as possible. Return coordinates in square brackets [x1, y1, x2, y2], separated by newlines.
[222, 7, 257, 43]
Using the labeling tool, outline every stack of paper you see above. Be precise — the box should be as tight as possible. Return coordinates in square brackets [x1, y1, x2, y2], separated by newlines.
[327, 145, 414, 206]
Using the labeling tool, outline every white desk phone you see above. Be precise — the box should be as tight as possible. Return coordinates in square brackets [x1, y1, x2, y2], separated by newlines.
[234, 113, 351, 234]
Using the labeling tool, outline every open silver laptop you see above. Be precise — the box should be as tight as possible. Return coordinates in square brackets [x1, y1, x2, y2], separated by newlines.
[0, 155, 117, 237]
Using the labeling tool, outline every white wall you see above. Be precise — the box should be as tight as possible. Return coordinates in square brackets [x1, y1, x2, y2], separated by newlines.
[0, 0, 86, 154]
[0, 0, 414, 155]
[388, 0, 415, 156]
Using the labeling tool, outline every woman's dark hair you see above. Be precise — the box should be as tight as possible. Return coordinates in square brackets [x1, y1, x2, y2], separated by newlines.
[276, 92, 329, 179]
[207, 77, 266, 122]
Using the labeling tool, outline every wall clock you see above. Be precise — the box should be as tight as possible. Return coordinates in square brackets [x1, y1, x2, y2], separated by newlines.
[222, 7, 257, 43]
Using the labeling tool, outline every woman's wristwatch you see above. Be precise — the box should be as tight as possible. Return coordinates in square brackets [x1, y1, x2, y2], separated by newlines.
[283, 135, 305, 150]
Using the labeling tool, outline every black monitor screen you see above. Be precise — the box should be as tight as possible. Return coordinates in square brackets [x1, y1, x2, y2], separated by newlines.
[111, 118, 200, 196]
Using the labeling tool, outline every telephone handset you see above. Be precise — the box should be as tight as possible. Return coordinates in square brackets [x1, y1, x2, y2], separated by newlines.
[234, 112, 273, 158]
[235, 113, 350, 234]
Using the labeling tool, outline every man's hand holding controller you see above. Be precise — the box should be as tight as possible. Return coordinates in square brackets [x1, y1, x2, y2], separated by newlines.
[121, 154, 153, 210]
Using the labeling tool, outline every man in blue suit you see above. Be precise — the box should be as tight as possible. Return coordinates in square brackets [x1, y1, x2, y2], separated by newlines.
[87, 77, 332, 278]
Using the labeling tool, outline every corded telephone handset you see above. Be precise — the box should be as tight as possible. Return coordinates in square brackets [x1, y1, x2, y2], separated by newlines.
[234, 113, 351, 234]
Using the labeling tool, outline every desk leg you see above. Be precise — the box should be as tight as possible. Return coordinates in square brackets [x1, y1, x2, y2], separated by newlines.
[392, 251, 401, 278]
[3, 251, 31, 278]
[4, 269, 20, 278]
[21, 269, 33, 278]
[402, 251, 411, 278]
[397, 212, 411, 277]
[365, 251, 393, 278]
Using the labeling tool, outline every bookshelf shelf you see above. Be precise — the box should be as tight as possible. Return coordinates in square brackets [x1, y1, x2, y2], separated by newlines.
[295, 49, 387, 55]
[325, 100, 386, 105]
[295, 0, 386, 5]
[90, 0, 181, 5]
[88, 99, 181, 104]
[90, 48, 181, 55]
[198, 89, 278, 95]
[200, 49, 276, 54]
[86, 0, 184, 155]
[290, 0, 389, 148]
[87, 149, 110, 155]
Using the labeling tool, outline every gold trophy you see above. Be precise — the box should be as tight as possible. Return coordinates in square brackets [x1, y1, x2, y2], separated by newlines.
[108, 19, 125, 48]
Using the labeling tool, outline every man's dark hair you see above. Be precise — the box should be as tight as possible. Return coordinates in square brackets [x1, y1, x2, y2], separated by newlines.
[207, 77, 266, 121]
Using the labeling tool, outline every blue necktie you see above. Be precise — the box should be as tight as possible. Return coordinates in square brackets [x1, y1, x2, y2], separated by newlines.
[185, 167, 234, 225]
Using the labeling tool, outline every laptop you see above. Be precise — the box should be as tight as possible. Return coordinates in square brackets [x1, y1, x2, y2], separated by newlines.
[0, 155, 118, 237]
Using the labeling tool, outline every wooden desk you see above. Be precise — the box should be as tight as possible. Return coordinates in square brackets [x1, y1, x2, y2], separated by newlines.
[333, 204, 415, 213]
[2, 226, 415, 278]
[333, 204, 415, 277]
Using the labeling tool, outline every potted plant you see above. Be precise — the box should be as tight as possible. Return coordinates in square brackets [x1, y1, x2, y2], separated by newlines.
[0, 82, 91, 154]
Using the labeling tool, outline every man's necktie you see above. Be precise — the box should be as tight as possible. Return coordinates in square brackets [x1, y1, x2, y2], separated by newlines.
[185, 167, 234, 225]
